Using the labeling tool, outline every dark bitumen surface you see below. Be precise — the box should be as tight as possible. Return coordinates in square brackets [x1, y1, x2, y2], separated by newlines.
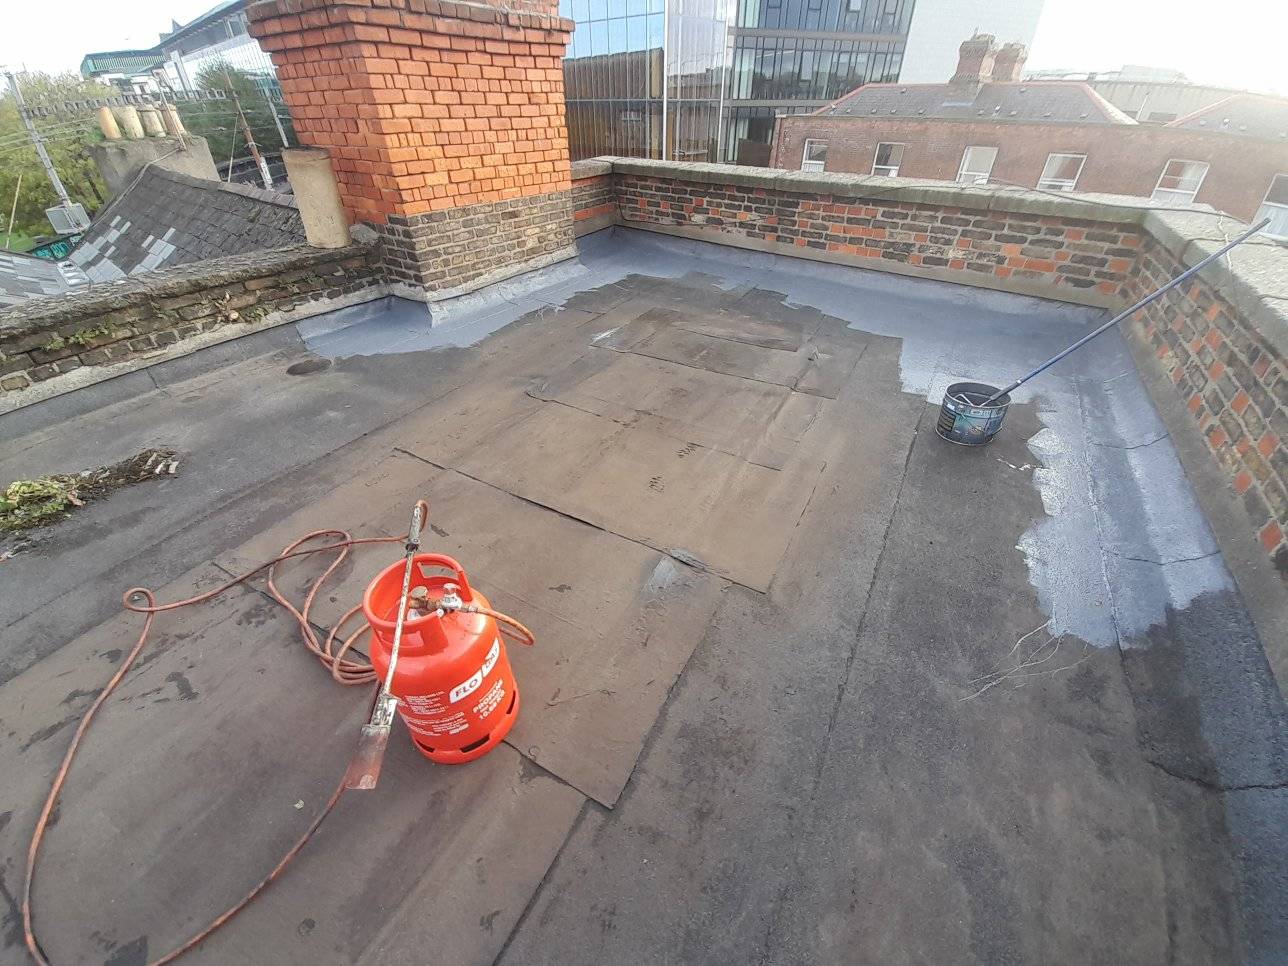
[1, 228, 1284, 965]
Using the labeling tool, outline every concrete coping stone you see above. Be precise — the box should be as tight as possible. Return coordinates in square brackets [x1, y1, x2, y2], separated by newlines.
[1144, 209, 1288, 359]
[0, 243, 371, 339]
[571, 159, 613, 180]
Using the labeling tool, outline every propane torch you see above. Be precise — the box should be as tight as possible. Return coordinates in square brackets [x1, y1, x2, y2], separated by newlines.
[343, 500, 427, 790]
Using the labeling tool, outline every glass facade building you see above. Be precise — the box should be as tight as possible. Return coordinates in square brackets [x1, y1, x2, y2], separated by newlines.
[159, 4, 284, 102]
[560, 0, 917, 163]
[561, 0, 732, 164]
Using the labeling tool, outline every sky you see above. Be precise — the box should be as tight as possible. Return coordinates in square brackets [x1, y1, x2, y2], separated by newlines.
[1024, 0, 1288, 95]
[0, 0, 1285, 94]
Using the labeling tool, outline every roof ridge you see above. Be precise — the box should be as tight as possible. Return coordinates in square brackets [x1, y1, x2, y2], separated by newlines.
[149, 165, 297, 208]
[1166, 93, 1242, 128]
[1076, 83, 1137, 124]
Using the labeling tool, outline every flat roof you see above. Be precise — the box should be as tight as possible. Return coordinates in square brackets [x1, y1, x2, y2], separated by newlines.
[2, 228, 1284, 963]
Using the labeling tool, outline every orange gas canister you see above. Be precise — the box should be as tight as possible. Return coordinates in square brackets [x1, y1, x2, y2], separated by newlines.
[362, 553, 521, 764]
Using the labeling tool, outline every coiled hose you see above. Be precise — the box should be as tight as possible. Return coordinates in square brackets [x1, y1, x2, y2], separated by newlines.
[23, 519, 532, 965]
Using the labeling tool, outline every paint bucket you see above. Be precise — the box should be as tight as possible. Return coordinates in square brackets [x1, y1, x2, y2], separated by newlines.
[936, 382, 1010, 446]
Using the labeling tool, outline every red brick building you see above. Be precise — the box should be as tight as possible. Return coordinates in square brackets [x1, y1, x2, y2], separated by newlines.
[770, 34, 1288, 228]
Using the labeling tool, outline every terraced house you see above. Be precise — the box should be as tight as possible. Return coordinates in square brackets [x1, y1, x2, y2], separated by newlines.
[772, 32, 1288, 226]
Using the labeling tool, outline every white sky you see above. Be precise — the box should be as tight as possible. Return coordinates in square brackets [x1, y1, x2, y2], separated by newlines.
[1025, 0, 1288, 95]
[1, 0, 1284, 94]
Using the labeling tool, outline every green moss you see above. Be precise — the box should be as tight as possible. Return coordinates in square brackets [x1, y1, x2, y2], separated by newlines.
[0, 448, 179, 534]
[67, 322, 115, 346]
[0, 478, 76, 532]
[41, 322, 117, 354]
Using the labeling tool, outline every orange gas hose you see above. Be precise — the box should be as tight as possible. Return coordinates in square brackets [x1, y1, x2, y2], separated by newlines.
[22, 508, 531, 965]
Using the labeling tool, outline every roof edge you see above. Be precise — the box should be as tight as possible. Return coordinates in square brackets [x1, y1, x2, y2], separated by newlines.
[593, 156, 1154, 225]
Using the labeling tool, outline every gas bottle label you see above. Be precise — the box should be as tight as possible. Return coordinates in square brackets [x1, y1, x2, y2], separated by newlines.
[473, 678, 505, 719]
[449, 639, 501, 705]
[403, 711, 469, 736]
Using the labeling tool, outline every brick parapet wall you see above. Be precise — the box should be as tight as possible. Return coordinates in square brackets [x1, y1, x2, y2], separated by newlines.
[618, 173, 1142, 305]
[571, 160, 615, 236]
[600, 159, 1146, 308]
[584, 158, 1288, 574]
[0, 245, 381, 408]
[1123, 216, 1288, 571]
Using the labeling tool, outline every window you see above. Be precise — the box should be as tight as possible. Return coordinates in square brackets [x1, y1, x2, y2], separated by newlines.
[1037, 153, 1086, 191]
[801, 139, 828, 172]
[872, 142, 904, 177]
[957, 146, 997, 185]
[1151, 159, 1209, 205]
[1256, 174, 1288, 238]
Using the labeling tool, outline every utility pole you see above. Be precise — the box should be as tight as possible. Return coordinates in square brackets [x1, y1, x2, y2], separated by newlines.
[222, 68, 272, 189]
[5, 70, 85, 227]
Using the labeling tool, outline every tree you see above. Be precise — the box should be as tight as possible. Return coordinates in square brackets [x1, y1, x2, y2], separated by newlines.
[177, 61, 294, 170]
[0, 72, 113, 246]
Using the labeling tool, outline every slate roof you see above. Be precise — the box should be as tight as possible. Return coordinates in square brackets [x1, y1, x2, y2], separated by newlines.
[0, 167, 303, 304]
[818, 81, 1137, 126]
[68, 167, 304, 283]
[0, 253, 86, 308]
[1167, 92, 1288, 141]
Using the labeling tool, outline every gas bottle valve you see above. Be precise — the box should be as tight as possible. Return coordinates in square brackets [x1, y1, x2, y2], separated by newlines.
[435, 582, 464, 612]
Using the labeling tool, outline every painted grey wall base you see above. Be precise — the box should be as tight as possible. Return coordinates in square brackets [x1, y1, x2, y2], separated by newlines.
[385, 244, 580, 306]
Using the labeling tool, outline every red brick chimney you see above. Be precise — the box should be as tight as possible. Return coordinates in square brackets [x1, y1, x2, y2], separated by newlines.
[950, 33, 997, 85]
[247, 0, 575, 300]
[992, 43, 1028, 83]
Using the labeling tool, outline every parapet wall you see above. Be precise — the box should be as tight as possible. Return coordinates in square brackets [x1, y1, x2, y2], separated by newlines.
[570, 160, 615, 237]
[569, 158, 1287, 578]
[1128, 212, 1288, 567]
[0, 245, 382, 412]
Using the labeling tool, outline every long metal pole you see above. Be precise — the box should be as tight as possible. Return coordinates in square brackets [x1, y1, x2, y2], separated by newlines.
[266, 89, 290, 150]
[714, 0, 729, 162]
[661, 0, 670, 160]
[983, 217, 1270, 405]
[5, 171, 22, 249]
[6, 72, 74, 209]
[223, 68, 273, 189]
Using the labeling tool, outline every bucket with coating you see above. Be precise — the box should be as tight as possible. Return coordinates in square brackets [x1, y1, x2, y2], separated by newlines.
[936, 381, 1010, 445]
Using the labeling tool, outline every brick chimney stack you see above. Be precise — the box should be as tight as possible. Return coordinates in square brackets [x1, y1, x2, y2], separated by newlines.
[247, 0, 575, 301]
[992, 42, 1029, 83]
[950, 32, 997, 85]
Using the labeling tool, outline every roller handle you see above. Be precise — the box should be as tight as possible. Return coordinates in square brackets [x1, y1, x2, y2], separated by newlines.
[983, 218, 1271, 405]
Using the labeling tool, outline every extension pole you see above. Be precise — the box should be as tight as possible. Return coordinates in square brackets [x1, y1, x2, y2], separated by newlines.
[223, 69, 273, 190]
[983, 218, 1271, 405]
[266, 89, 290, 150]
